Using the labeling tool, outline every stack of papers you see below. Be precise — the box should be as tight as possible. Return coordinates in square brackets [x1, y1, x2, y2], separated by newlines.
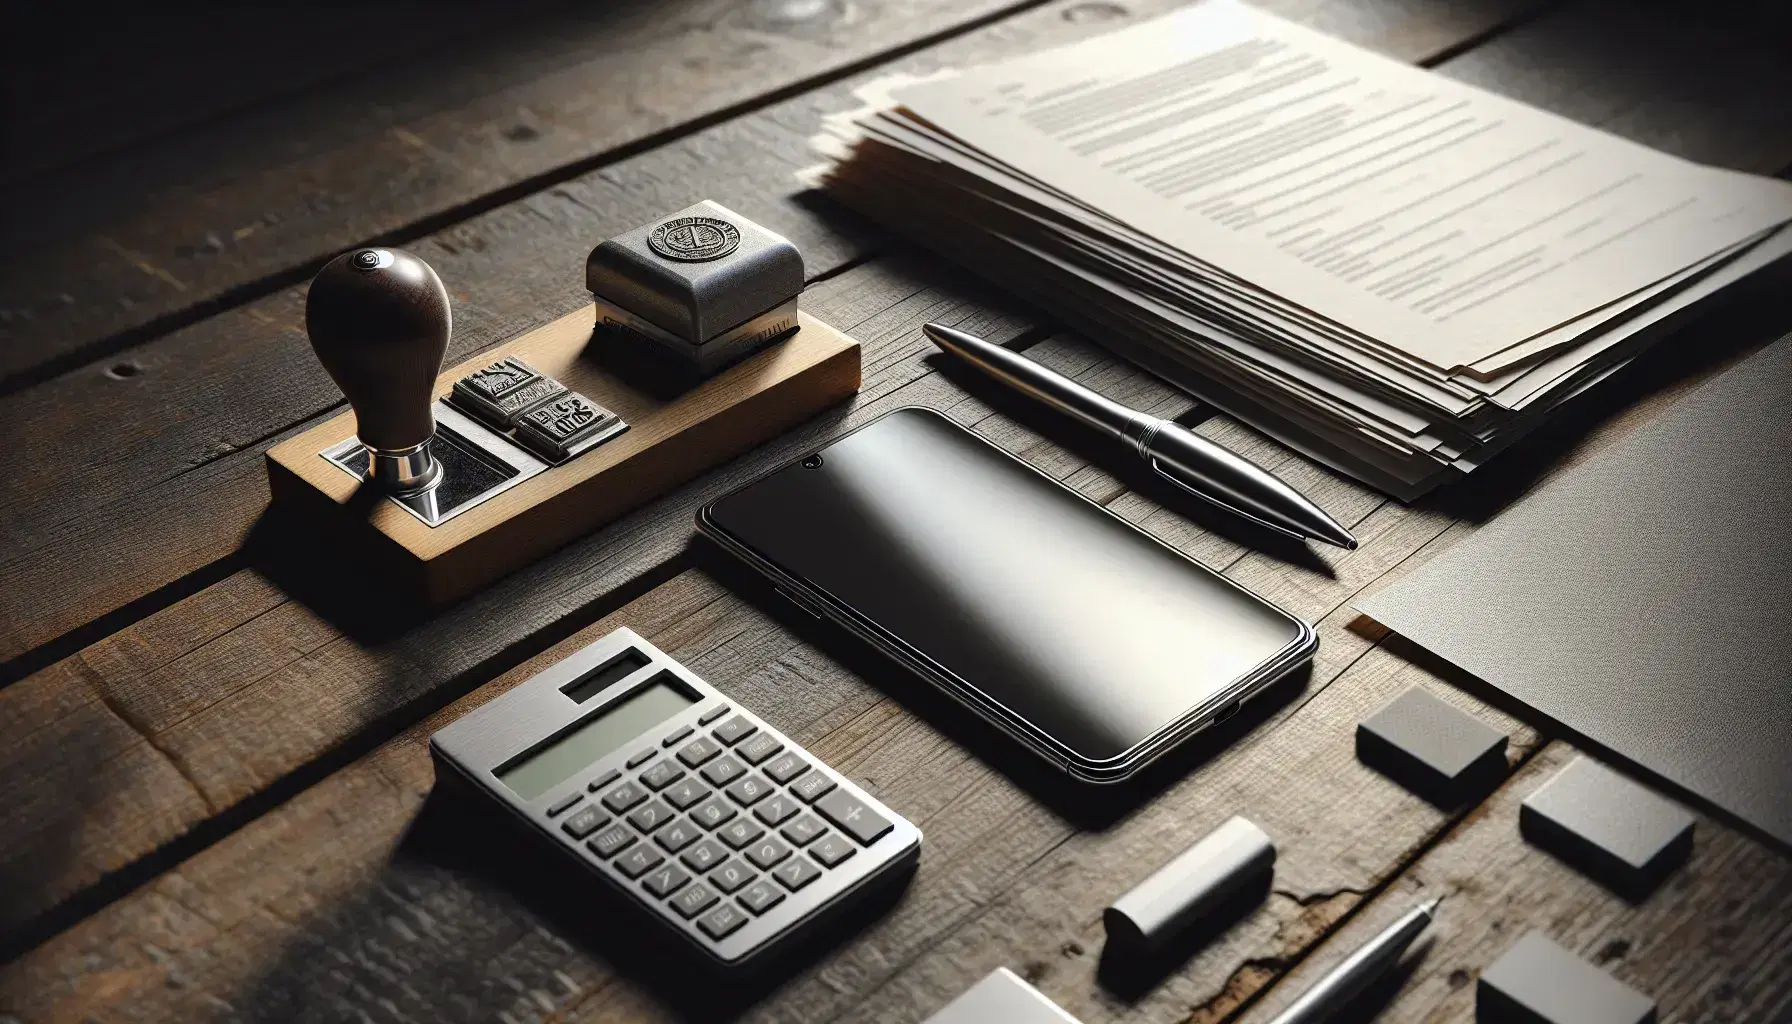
[804, 1, 1792, 497]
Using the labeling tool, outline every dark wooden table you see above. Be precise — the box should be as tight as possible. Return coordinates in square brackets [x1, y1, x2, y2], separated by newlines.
[3, 1, 1790, 1020]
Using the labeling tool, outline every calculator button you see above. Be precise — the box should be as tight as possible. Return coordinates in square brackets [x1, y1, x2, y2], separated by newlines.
[661, 724, 694, 748]
[738, 880, 786, 916]
[601, 780, 649, 813]
[642, 863, 690, 899]
[662, 778, 711, 810]
[772, 856, 822, 892]
[639, 760, 686, 791]
[754, 793, 802, 827]
[816, 789, 894, 846]
[547, 793, 583, 817]
[614, 844, 665, 879]
[810, 833, 857, 868]
[560, 804, 611, 840]
[628, 799, 675, 834]
[587, 824, 637, 859]
[689, 795, 738, 830]
[707, 859, 758, 894]
[677, 735, 722, 767]
[763, 752, 810, 785]
[626, 748, 657, 769]
[712, 715, 758, 746]
[698, 903, 748, 940]
[780, 814, 827, 847]
[701, 754, 747, 787]
[681, 838, 730, 873]
[718, 818, 765, 850]
[587, 768, 621, 792]
[790, 771, 836, 804]
[699, 704, 732, 726]
[656, 818, 703, 853]
[736, 732, 784, 765]
[725, 774, 772, 807]
[672, 882, 719, 919]
[745, 836, 792, 870]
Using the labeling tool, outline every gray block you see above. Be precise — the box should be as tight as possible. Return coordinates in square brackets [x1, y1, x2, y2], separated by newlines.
[1521, 756, 1694, 899]
[1357, 686, 1508, 805]
[1478, 932, 1656, 1024]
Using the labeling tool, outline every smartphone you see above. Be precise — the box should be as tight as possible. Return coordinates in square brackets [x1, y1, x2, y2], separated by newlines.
[697, 407, 1316, 783]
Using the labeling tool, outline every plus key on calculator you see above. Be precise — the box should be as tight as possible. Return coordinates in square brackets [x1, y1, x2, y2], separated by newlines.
[429, 627, 922, 971]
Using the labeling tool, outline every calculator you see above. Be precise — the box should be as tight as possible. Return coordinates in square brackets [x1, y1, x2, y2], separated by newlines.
[429, 627, 922, 969]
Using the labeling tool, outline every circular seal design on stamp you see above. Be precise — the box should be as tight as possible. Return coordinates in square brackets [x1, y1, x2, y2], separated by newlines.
[648, 215, 742, 262]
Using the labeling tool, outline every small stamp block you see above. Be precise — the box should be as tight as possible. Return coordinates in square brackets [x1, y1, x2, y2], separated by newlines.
[452, 357, 569, 428]
[1520, 755, 1694, 899]
[1356, 686, 1508, 807]
[1478, 932, 1656, 1024]
[513, 392, 626, 463]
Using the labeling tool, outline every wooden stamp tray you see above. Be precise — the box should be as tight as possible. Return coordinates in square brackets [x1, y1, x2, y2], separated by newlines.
[266, 307, 859, 607]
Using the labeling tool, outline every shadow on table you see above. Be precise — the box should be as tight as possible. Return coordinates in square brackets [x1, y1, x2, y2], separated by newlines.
[689, 535, 1311, 833]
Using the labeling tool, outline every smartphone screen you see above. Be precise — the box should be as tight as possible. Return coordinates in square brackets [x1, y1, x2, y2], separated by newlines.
[700, 408, 1311, 778]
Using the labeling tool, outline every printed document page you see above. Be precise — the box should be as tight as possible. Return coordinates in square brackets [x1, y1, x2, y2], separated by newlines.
[892, 0, 1792, 370]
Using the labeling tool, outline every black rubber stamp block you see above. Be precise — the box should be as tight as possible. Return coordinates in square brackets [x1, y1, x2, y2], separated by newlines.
[1520, 756, 1694, 899]
[1478, 931, 1656, 1024]
[1356, 686, 1508, 806]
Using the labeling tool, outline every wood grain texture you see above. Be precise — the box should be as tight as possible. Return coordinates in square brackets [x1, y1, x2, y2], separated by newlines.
[1242, 740, 1792, 1023]
[0, 0, 1538, 667]
[0, 0, 1046, 383]
[0, 481, 1496, 1022]
[267, 309, 860, 605]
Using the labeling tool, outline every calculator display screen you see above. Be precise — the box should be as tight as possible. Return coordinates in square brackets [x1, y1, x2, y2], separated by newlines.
[497, 678, 695, 801]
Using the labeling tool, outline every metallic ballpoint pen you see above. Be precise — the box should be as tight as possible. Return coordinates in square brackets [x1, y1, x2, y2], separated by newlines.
[1265, 898, 1440, 1023]
[922, 323, 1357, 549]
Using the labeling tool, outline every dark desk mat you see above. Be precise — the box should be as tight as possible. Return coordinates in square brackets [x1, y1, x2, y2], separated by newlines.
[1359, 334, 1792, 848]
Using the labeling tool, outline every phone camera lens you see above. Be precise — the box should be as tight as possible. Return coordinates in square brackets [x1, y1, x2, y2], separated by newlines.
[801, 454, 824, 470]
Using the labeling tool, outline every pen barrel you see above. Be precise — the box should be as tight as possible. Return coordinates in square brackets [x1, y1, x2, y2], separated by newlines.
[1265, 905, 1434, 1024]
[1146, 423, 1340, 544]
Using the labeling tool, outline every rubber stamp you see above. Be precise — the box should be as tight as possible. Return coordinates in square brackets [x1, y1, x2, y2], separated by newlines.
[587, 200, 803, 377]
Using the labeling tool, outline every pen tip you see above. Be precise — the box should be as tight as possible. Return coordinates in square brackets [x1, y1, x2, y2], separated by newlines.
[1419, 897, 1442, 916]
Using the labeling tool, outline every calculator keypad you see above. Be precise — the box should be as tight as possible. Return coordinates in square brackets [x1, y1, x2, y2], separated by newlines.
[544, 695, 914, 963]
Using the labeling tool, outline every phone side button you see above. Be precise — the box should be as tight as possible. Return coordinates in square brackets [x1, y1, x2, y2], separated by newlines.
[774, 587, 821, 619]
